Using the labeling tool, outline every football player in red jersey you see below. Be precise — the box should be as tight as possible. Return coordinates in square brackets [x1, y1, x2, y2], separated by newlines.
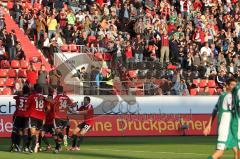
[53, 86, 76, 153]
[39, 94, 55, 151]
[23, 84, 48, 153]
[10, 85, 30, 152]
[69, 96, 94, 151]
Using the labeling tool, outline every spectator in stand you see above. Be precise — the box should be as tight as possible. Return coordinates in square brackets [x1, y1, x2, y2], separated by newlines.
[37, 64, 49, 95]
[66, 10, 76, 26]
[13, 3, 21, 23]
[205, 62, 217, 79]
[125, 41, 133, 66]
[13, 80, 23, 95]
[0, 15, 5, 30]
[216, 70, 227, 88]
[48, 39, 58, 66]
[26, 63, 38, 90]
[0, 39, 6, 60]
[6, 29, 17, 61]
[172, 77, 189, 96]
[72, 67, 89, 95]
[36, 14, 47, 46]
[42, 33, 50, 57]
[51, 34, 63, 46]
[200, 42, 212, 57]
[160, 30, 170, 64]
[90, 66, 100, 95]
[49, 66, 62, 91]
[15, 43, 26, 60]
[47, 14, 57, 39]
[0, 29, 7, 44]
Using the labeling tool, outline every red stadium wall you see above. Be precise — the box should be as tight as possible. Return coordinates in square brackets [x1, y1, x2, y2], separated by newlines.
[0, 114, 217, 137]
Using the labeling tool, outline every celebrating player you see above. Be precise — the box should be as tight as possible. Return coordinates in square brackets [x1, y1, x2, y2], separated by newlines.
[23, 84, 48, 153]
[39, 94, 55, 151]
[69, 96, 94, 151]
[10, 85, 30, 152]
[203, 78, 238, 159]
[52, 86, 76, 153]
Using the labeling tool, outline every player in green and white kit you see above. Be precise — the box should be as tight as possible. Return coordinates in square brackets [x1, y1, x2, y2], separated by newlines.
[232, 82, 240, 158]
[204, 78, 238, 159]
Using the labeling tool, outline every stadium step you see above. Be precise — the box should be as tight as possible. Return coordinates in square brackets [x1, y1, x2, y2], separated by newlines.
[2, 9, 51, 71]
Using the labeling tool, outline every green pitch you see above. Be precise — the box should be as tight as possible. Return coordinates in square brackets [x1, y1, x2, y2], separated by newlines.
[0, 136, 235, 159]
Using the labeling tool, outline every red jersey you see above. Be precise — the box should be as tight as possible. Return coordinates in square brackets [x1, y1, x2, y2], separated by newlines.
[14, 95, 29, 117]
[54, 94, 73, 120]
[78, 104, 94, 125]
[45, 101, 55, 125]
[27, 70, 37, 85]
[27, 93, 47, 120]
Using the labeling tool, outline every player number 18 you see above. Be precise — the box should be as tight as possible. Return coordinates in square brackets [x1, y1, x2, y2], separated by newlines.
[34, 97, 44, 110]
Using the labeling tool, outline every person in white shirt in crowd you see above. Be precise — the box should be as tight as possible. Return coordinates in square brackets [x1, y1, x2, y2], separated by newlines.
[200, 42, 212, 57]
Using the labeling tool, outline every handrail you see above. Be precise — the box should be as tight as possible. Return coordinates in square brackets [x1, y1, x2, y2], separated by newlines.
[59, 44, 107, 54]
[64, 80, 163, 95]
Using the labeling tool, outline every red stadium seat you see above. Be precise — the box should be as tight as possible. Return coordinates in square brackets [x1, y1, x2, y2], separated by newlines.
[127, 81, 135, 87]
[7, 1, 13, 9]
[128, 70, 137, 78]
[20, 60, 29, 69]
[135, 81, 144, 88]
[197, 88, 204, 95]
[69, 44, 78, 52]
[136, 89, 144, 96]
[103, 53, 112, 61]
[18, 69, 27, 78]
[0, 79, 5, 87]
[2, 88, 12, 95]
[15, 78, 22, 83]
[208, 80, 216, 88]
[94, 52, 103, 60]
[209, 88, 216, 95]
[61, 44, 69, 52]
[11, 60, 20, 69]
[190, 88, 197, 96]
[113, 82, 122, 90]
[199, 80, 208, 88]
[0, 69, 8, 78]
[192, 79, 199, 87]
[5, 78, 15, 87]
[8, 69, 17, 78]
[1, 60, 10, 68]
[88, 36, 96, 43]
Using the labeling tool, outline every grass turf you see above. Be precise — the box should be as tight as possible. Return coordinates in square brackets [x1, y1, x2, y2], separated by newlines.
[0, 136, 235, 159]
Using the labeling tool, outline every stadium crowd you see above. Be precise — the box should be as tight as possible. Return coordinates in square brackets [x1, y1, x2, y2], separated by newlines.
[2, 0, 240, 95]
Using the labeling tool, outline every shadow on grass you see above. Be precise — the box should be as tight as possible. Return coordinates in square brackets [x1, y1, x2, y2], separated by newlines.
[60, 151, 144, 159]
[0, 136, 217, 149]
[0, 148, 144, 159]
[0, 150, 33, 155]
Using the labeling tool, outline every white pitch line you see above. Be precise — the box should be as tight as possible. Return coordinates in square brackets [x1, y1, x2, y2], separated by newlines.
[85, 148, 232, 157]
